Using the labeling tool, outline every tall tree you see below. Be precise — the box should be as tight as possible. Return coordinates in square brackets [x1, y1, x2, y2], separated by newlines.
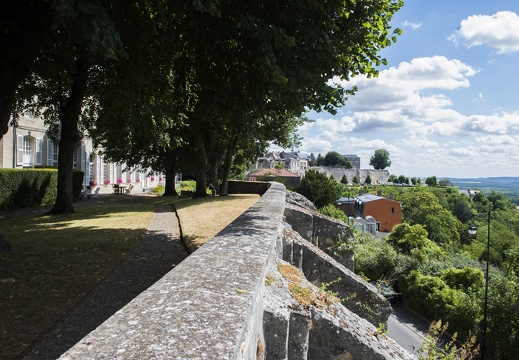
[183, 0, 403, 196]
[15, 1, 127, 213]
[0, 1, 56, 140]
[90, 1, 195, 197]
[369, 149, 391, 170]
[323, 151, 352, 168]
[295, 169, 340, 208]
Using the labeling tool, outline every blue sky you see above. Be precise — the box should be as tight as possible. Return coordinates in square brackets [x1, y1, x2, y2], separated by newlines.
[291, 0, 519, 178]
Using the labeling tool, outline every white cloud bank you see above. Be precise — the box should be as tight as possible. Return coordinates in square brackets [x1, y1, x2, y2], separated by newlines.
[449, 11, 519, 54]
[297, 54, 519, 177]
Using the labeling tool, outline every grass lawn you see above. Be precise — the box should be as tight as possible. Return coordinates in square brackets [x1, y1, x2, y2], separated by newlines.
[173, 194, 260, 252]
[0, 193, 259, 359]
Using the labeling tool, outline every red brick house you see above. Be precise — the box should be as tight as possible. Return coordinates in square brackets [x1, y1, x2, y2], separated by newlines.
[354, 194, 402, 233]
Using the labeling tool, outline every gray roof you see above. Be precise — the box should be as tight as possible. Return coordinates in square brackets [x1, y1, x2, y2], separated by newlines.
[356, 194, 384, 202]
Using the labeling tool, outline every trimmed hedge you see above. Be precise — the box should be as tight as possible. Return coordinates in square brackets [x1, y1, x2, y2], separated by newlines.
[0, 168, 84, 211]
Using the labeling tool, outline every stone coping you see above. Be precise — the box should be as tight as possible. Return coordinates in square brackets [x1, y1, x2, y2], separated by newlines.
[60, 182, 286, 359]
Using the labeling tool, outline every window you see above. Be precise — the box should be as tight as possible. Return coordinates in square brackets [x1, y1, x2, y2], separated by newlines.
[35, 138, 42, 165]
[16, 135, 23, 165]
[47, 139, 59, 166]
[23, 137, 31, 166]
[17, 135, 35, 167]
[391, 207, 395, 214]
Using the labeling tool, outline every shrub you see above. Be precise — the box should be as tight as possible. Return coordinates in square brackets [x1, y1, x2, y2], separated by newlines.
[0, 169, 83, 211]
[441, 268, 484, 292]
[319, 204, 349, 223]
[295, 169, 340, 208]
[354, 236, 398, 281]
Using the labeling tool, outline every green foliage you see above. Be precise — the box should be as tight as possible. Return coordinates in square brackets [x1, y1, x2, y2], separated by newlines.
[323, 151, 352, 168]
[319, 204, 349, 224]
[403, 271, 479, 339]
[369, 149, 391, 170]
[418, 320, 479, 360]
[365, 174, 372, 184]
[0, 169, 84, 211]
[151, 184, 165, 194]
[485, 273, 519, 359]
[352, 175, 359, 185]
[350, 183, 519, 357]
[387, 223, 445, 262]
[315, 153, 324, 166]
[441, 268, 484, 292]
[179, 180, 196, 192]
[340, 174, 348, 185]
[446, 192, 473, 223]
[295, 170, 340, 208]
[354, 236, 399, 281]
[425, 176, 438, 186]
[397, 188, 462, 249]
[0, 169, 66, 210]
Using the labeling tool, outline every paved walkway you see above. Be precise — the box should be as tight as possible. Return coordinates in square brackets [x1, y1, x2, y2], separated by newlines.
[5, 194, 190, 360]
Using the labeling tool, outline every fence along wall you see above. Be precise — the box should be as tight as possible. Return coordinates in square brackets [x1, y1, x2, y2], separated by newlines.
[60, 182, 284, 359]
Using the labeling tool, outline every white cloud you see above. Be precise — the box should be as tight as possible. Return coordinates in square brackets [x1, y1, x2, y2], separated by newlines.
[463, 112, 519, 135]
[403, 20, 422, 30]
[449, 11, 519, 54]
[326, 56, 478, 134]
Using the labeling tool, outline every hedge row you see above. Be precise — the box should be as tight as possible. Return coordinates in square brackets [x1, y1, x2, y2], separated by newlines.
[0, 168, 84, 211]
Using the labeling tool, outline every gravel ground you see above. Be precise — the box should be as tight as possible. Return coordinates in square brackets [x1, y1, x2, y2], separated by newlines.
[3, 194, 190, 360]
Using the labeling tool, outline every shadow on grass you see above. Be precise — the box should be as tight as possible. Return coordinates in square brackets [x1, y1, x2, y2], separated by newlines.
[0, 203, 188, 360]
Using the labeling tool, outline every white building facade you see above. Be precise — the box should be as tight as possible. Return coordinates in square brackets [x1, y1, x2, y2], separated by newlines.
[0, 115, 161, 193]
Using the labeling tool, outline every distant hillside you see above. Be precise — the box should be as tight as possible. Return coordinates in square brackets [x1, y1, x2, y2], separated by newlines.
[446, 177, 519, 205]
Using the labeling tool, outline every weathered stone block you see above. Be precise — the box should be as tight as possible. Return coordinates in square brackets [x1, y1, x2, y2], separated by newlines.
[288, 311, 310, 359]
[307, 304, 415, 360]
[284, 205, 314, 241]
[283, 225, 391, 327]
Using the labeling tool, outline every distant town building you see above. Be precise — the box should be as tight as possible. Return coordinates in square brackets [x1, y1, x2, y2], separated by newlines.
[343, 154, 360, 169]
[337, 197, 356, 217]
[354, 194, 402, 233]
[251, 151, 309, 177]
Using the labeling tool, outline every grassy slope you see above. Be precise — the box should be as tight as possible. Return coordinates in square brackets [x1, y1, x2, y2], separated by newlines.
[0, 194, 259, 359]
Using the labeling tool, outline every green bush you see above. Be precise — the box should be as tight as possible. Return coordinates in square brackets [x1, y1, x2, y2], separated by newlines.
[354, 237, 398, 281]
[0, 168, 83, 211]
[441, 267, 484, 292]
[402, 270, 479, 339]
[319, 204, 349, 223]
[295, 169, 340, 208]
[387, 223, 445, 262]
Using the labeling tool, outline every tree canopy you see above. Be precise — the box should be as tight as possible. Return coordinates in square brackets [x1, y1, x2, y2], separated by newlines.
[295, 170, 341, 208]
[6, 0, 404, 211]
[369, 149, 391, 170]
[323, 151, 352, 168]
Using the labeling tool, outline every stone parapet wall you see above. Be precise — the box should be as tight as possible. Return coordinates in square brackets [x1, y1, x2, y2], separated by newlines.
[60, 182, 414, 359]
[312, 166, 390, 184]
[60, 182, 285, 359]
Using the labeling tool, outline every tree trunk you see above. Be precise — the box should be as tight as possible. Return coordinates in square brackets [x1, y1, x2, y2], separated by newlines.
[163, 154, 178, 196]
[50, 57, 89, 214]
[219, 134, 238, 197]
[208, 133, 219, 195]
[0, 1, 54, 139]
[193, 132, 207, 197]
